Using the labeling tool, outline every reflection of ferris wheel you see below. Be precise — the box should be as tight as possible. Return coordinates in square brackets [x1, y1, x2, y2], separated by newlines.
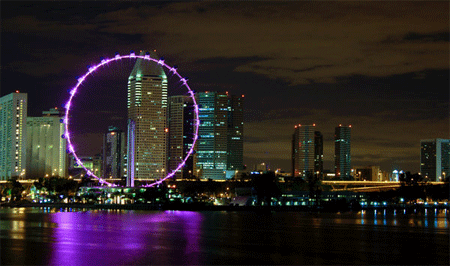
[63, 51, 199, 187]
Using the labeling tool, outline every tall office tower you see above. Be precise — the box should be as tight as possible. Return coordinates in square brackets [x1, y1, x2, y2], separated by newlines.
[292, 124, 318, 178]
[26, 108, 67, 178]
[127, 51, 168, 185]
[314, 131, 324, 178]
[335, 125, 351, 179]
[196, 91, 228, 180]
[421, 138, 450, 181]
[0, 92, 27, 180]
[102, 126, 126, 179]
[226, 94, 244, 171]
[168, 95, 195, 179]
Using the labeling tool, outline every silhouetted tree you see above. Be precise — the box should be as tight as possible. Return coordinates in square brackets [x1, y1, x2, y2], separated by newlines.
[252, 172, 281, 206]
[307, 172, 322, 207]
[8, 177, 24, 201]
[142, 183, 168, 204]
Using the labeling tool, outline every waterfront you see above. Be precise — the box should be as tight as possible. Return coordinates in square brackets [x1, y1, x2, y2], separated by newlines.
[1, 207, 448, 265]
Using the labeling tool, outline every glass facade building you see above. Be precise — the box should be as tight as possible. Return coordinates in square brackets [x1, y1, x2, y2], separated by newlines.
[102, 126, 126, 179]
[420, 138, 450, 181]
[196, 92, 228, 179]
[195, 92, 244, 180]
[227, 95, 244, 171]
[335, 125, 351, 179]
[292, 124, 321, 178]
[314, 131, 324, 178]
[168, 95, 195, 179]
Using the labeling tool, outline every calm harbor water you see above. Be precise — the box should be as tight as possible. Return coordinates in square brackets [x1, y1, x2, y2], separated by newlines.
[1, 207, 448, 265]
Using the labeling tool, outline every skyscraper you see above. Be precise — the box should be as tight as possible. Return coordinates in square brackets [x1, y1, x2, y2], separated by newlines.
[168, 95, 195, 179]
[335, 125, 351, 179]
[102, 126, 126, 179]
[314, 131, 324, 178]
[292, 124, 321, 178]
[196, 91, 228, 180]
[420, 138, 450, 181]
[0, 92, 27, 180]
[227, 94, 244, 171]
[26, 107, 67, 178]
[127, 51, 168, 185]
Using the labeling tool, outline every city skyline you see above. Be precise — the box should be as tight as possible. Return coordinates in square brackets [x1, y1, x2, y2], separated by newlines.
[2, 1, 448, 173]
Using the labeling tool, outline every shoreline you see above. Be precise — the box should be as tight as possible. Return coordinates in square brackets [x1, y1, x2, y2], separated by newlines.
[1, 201, 448, 212]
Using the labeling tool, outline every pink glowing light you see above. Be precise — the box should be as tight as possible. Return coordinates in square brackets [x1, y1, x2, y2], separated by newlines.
[63, 52, 199, 187]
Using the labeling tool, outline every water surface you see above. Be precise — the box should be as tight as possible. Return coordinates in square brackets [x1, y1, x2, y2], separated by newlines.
[1, 207, 448, 265]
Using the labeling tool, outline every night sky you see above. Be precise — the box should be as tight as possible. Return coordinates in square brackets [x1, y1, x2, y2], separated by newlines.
[2, 1, 449, 173]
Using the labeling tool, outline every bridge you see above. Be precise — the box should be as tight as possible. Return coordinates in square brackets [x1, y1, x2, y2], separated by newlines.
[322, 180, 446, 192]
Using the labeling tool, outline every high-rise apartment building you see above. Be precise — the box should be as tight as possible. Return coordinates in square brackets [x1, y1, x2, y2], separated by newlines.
[127, 51, 168, 185]
[168, 95, 195, 179]
[335, 125, 351, 179]
[421, 138, 450, 181]
[26, 108, 67, 178]
[227, 94, 244, 171]
[102, 126, 126, 179]
[0, 92, 27, 180]
[292, 124, 322, 178]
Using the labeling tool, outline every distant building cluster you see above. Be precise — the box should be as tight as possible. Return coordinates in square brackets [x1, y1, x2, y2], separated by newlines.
[289, 123, 449, 182]
[291, 124, 353, 180]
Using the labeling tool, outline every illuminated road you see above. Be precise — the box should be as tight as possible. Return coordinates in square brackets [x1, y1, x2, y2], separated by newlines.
[0, 179, 445, 192]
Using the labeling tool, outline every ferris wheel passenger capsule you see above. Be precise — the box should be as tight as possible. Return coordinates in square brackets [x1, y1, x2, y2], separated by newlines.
[170, 65, 178, 73]
[130, 50, 135, 57]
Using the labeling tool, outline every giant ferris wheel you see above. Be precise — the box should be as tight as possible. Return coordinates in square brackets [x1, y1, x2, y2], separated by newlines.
[62, 51, 199, 187]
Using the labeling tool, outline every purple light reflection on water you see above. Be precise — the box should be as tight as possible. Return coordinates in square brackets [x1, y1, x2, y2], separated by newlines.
[48, 210, 204, 265]
[166, 211, 203, 262]
[2, 208, 448, 265]
[50, 212, 84, 266]
[49, 211, 149, 265]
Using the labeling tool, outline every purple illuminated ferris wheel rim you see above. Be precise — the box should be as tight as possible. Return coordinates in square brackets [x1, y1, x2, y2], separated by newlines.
[63, 52, 199, 187]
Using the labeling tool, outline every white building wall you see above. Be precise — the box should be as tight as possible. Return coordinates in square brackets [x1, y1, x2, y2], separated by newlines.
[26, 110, 67, 178]
[0, 92, 27, 180]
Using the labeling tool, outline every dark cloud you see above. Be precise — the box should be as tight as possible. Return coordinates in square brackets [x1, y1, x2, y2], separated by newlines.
[403, 31, 449, 43]
[1, 1, 448, 173]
